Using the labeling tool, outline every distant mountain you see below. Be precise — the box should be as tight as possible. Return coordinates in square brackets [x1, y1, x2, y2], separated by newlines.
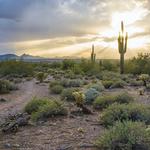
[0, 54, 19, 60]
[0, 53, 64, 62]
[20, 54, 43, 60]
[0, 53, 45, 61]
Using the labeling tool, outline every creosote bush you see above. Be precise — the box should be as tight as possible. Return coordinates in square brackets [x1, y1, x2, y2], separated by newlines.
[49, 80, 62, 88]
[61, 88, 78, 101]
[93, 92, 133, 110]
[102, 80, 114, 89]
[0, 80, 17, 94]
[50, 85, 63, 94]
[96, 121, 150, 150]
[128, 79, 143, 86]
[24, 98, 67, 121]
[69, 79, 83, 87]
[36, 72, 47, 83]
[110, 79, 127, 88]
[100, 103, 150, 127]
[88, 82, 105, 92]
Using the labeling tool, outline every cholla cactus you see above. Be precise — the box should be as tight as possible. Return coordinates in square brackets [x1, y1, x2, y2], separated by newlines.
[91, 44, 96, 63]
[118, 21, 128, 74]
[139, 74, 149, 86]
[72, 91, 85, 107]
[36, 72, 47, 83]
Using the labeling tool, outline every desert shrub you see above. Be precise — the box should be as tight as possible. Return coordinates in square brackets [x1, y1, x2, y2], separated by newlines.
[0, 61, 34, 77]
[50, 85, 63, 94]
[31, 100, 67, 121]
[128, 79, 143, 86]
[24, 98, 67, 121]
[125, 53, 150, 74]
[139, 74, 149, 86]
[61, 88, 78, 101]
[146, 84, 150, 91]
[60, 79, 70, 87]
[84, 88, 100, 104]
[36, 72, 47, 83]
[100, 103, 150, 127]
[49, 80, 62, 88]
[0, 80, 17, 94]
[24, 98, 50, 114]
[101, 71, 121, 81]
[64, 70, 76, 79]
[61, 59, 75, 70]
[96, 121, 150, 150]
[93, 95, 116, 110]
[110, 80, 127, 88]
[89, 82, 105, 92]
[102, 80, 114, 89]
[93, 92, 133, 110]
[101, 60, 118, 71]
[69, 79, 83, 87]
[115, 92, 134, 103]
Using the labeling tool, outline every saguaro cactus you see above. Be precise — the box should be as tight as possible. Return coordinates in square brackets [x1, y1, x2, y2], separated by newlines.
[91, 44, 96, 63]
[118, 21, 128, 74]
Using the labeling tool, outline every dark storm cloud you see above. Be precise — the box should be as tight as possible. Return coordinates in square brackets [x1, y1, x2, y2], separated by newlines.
[0, 0, 33, 20]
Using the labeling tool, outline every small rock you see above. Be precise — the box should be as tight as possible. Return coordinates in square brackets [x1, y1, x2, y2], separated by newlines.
[77, 127, 85, 133]
[0, 98, 7, 102]
[4, 143, 11, 148]
[13, 144, 20, 148]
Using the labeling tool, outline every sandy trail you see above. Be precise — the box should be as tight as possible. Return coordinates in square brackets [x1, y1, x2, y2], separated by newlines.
[0, 79, 50, 121]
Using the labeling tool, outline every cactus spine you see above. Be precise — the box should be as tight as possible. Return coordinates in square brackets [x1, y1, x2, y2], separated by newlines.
[91, 44, 96, 63]
[118, 21, 128, 74]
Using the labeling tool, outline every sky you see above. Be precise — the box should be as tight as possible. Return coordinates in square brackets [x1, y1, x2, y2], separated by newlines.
[0, 0, 150, 59]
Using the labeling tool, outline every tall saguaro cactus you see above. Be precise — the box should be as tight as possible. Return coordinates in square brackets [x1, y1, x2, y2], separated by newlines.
[91, 44, 96, 63]
[118, 21, 128, 74]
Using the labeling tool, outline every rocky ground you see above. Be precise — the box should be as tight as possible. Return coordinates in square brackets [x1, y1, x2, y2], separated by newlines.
[0, 79, 150, 150]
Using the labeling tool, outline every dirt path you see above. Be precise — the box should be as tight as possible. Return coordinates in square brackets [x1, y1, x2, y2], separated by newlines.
[1, 83, 150, 150]
[0, 80, 102, 150]
[0, 79, 50, 121]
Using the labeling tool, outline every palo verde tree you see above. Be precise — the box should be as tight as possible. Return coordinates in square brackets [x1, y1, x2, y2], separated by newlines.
[118, 21, 128, 74]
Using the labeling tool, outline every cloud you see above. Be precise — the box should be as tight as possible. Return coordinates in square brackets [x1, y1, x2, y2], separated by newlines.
[0, 0, 149, 58]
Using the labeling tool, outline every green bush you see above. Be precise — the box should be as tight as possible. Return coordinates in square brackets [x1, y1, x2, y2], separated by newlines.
[24, 98, 50, 114]
[93, 92, 133, 110]
[101, 71, 121, 81]
[50, 85, 63, 94]
[100, 103, 150, 127]
[125, 53, 150, 74]
[61, 88, 78, 101]
[60, 79, 70, 87]
[96, 121, 150, 150]
[24, 98, 67, 121]
[36, 72, 47, 83]
[0, 61, 34, 77]
[89, 82, 105, 92]
[115, 92, 134, 103]
[102, 80, 114, 89]
[0, 80, 17, 94]
[128, 79, 143, 86]
[69, 79, 83, 87]
[110, 80, 127, 88]
[146, 84, 150, 91]
[49, 80, 62, 88]
[85, 88, 100, 104]
[94, 95, 116, 110]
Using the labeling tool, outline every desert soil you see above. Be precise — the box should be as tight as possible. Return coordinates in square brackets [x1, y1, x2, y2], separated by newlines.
[0, 79, 150, 150]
